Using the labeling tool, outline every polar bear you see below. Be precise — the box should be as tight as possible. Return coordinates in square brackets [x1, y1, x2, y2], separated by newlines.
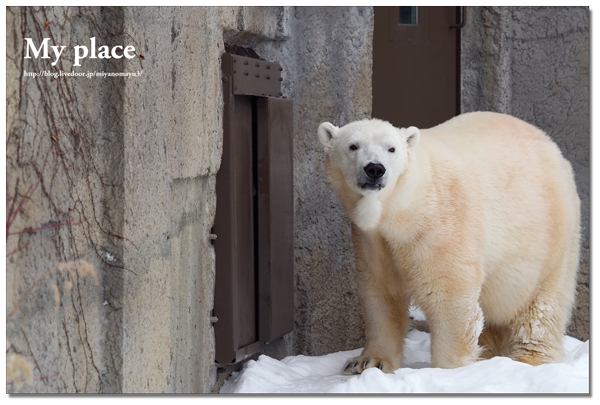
[317, 112, 580, 373]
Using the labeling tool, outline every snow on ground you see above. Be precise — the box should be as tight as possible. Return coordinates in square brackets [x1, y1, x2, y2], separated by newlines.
[220, 329, 589, 394]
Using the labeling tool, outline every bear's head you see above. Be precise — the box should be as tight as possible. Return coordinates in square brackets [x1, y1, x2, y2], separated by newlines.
[317, 119, 421, 230]
[317, 119, 420, 197]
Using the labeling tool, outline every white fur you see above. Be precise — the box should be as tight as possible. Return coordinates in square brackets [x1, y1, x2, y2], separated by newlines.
[353, 196, 382, 231]
[319, 112, 581, 373]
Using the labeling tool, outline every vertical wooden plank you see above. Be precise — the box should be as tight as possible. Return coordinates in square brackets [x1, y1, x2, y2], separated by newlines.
[232, 95, 257, 349]
[214, 53, 257, 365]
[256, 98, 295, 343]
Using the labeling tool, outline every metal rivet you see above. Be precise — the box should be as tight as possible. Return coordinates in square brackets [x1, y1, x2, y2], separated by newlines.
[233, 58, 237, 63]
[244, 60, 248, 65]
[266, 65, 271, 69]
[278, 77, 283, 81]
[244, 71, 248, 76]
[255, 62, 260, 67]
[279, 67, 283, 71]
[278, 92, 283, 97]
[255, 74, 260, 78]
[266, 75, 270, 80]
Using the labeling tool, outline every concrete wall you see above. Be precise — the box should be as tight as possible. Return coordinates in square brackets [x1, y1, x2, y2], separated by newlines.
[461, 6, 590, 340]
[6, 6, 372, 393]
[7, 7, 124, 393]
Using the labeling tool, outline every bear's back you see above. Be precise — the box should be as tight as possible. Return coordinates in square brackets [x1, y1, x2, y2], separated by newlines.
[424, 111, 553, 154]
[418, 111, 568, 184]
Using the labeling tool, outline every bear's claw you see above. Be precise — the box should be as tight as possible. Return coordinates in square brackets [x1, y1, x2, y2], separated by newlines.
[343, 356, 394, 375]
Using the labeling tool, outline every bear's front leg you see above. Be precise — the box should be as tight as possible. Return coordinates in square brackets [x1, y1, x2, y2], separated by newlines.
[343, 284, 410, 374]
[423, 287, 484, 369]
[343, 228, 410, 374]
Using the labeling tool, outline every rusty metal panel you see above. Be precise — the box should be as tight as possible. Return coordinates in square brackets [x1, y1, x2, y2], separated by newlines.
[213, 70, 257, 365]
[256, 98, 295, 343]
[215, 50, 293, 366]
[222, 52, 283, 98]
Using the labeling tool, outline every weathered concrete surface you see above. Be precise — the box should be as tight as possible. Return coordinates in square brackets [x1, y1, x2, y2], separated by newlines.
[6, 5, 373, 393]
[461, 6, 590, 340]
[6, 6, 226, 393]
[6, 6, 127, 393]
[117, 7, 225, 393]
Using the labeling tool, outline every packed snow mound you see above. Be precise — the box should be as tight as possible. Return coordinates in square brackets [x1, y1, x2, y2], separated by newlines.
[220, 330, 589, 394]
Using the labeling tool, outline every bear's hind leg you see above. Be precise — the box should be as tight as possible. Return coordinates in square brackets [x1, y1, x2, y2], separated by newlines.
[506, 295, 567, 366]
[506, 236, 579, 366]
[479, 323, 511, 360]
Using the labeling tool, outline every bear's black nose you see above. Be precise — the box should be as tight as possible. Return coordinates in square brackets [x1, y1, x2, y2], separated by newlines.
[364, 162, 386, 180]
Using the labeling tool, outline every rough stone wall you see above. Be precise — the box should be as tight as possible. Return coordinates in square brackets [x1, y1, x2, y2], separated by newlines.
[7, 7, 129, 393]
[117, 7, 226, 393]
[6, 6, 373, 393]
[461, 6, 590, 340]
[7, 6, 232, 393]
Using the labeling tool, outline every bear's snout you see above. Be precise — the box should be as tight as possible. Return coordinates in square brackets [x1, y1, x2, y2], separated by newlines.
[360, 162, 386, 191]
[364, 163, 386, 181]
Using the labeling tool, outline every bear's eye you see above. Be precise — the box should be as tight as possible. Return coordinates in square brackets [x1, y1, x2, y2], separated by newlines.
[349, 144, 358, 151]
[388, 147, 395, 153]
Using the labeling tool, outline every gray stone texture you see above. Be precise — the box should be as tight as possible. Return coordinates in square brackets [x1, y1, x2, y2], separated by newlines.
[461, 6, 589, 340]
[7, 7, 124, 393]
[6, 6, 372, 393]
[6, 6, 229, 393]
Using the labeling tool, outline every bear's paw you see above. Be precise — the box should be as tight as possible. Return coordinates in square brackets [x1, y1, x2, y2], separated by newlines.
[343, 355, 396, 375]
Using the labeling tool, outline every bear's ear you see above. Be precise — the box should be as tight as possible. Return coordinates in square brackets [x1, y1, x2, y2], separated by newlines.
[405, 126, 421, 148]
[317, 122, 339, 151]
